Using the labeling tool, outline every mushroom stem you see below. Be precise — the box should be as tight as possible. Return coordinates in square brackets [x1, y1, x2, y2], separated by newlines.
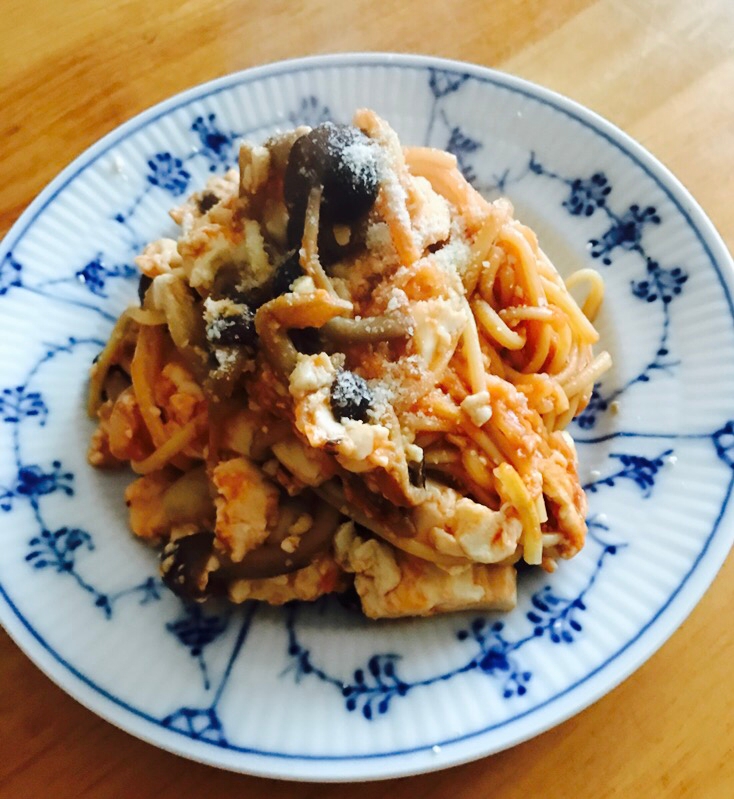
[222, 497, 341, 580]
[257, 312, 300, 377]
[87, 310, 134, 416]
[321, 313, 412, 343]
[255, 289, 352, 378]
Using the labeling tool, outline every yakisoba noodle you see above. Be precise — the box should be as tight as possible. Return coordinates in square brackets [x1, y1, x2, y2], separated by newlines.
[87, 110, 610, 618]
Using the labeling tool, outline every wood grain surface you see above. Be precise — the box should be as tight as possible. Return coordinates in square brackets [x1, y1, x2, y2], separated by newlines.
[1, 0, 733, 796]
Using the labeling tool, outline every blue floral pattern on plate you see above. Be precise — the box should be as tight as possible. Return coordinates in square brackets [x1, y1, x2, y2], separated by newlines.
[0, 56, 733, 781]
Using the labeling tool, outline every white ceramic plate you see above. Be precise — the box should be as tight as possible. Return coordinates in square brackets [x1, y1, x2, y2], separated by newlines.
[1, 54, 733, 782]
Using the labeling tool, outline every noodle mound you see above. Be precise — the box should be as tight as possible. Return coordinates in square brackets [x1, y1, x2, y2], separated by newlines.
[87, 110, 610, 618]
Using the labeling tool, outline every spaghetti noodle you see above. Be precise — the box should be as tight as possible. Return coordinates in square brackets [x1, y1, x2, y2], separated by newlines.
[87, 111, 610, 618]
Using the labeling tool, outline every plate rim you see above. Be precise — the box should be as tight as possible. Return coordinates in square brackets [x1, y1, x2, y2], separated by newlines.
[1, 51, 733, 781]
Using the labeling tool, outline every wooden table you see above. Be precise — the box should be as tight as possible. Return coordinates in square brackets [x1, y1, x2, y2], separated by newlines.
[2, 0, 733, 795]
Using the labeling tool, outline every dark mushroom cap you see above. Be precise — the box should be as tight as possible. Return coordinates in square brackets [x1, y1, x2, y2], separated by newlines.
[330, 369, 373, 422]
[284, 123, 380, 258]
[160, 531, 218, 600]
